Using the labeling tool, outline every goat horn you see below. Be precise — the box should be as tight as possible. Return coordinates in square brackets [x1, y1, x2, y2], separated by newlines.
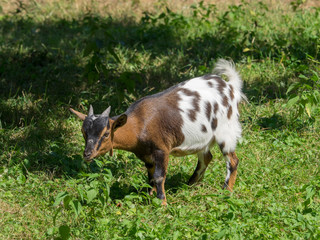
[88, 105, 94, 116]
[101, 106, 111, 117]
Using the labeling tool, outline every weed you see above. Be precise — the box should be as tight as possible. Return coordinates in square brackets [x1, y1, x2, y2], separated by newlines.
[285, 68, 320, 118]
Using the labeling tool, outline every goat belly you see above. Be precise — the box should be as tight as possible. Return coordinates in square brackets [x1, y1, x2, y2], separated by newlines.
[170, 147, 208, 157]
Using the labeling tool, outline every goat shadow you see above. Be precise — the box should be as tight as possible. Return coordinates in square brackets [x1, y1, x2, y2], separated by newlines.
[108, 172, 190, 201]
[93, 158, 191, 201]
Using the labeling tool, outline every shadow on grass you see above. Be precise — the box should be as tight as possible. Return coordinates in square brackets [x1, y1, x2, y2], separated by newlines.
[257, 114, 286, 130]
[96, 153, 190, 200]
[1, 13, 316, 109]
[109, 171, 190, 201]
[0, 117, 85, 176]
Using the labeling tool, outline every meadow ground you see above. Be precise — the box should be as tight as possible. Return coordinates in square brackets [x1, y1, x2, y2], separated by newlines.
[0, 0, 319, 239]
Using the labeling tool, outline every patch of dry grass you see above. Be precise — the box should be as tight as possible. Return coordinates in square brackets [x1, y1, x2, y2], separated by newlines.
[1, 0, 319, 21]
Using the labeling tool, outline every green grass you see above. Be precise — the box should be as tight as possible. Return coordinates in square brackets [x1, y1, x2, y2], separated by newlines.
[0, 1, 320, 239]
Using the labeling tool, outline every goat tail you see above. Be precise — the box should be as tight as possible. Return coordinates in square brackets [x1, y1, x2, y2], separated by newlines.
[213, 59, 242, 91]
[213, 59, 247, 102]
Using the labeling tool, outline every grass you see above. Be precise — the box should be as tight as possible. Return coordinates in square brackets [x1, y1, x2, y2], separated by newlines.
[0, 0, 320, 239]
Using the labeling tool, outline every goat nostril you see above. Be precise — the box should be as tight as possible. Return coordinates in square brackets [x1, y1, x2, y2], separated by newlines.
[84, 151, 92, 158]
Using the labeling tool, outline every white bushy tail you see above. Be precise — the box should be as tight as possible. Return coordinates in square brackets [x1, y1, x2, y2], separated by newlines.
[213, 59, 242, 91]
[213, 59, 247, 101]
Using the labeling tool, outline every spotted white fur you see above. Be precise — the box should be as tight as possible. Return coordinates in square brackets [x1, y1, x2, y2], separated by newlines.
[172, 60, 243, 155]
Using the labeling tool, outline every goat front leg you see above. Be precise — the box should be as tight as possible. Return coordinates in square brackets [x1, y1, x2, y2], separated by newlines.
[223, 152, 239, 191]
[152, 150, 169, 206]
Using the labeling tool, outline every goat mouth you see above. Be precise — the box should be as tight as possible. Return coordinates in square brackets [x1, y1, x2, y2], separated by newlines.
[84, 154, 95, 162]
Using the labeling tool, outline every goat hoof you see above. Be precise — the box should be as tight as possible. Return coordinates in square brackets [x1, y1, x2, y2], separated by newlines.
[161, 200, 167, 206]
[148, 187, 157, 196]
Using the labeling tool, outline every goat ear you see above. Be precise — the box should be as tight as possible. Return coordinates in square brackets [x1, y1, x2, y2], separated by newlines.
[70, 108, 86, 121]
[112, 114, 127, 132]
[101, 106, 111, 117]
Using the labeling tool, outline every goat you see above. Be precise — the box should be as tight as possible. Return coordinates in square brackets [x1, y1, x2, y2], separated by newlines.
[70, 59, 245, 205]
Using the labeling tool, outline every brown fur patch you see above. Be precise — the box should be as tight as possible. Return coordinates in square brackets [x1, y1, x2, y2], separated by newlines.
[201, 124, 207, 133]
[205, 101, 212, 121]
[222, 95, 229, 107]
[114, 87, 186, 157]
[215, 77, 226, 94]
[225, 152, 239, 191]
[180, 88, 200, 122]
[227, 106, 233, 119]
[211, 118, 218, 130]
[228, 152, 239, 170]
[229, 85, 234, 101]
[219, 142, 225, 153]
[180, 88, 195, 97]
[213, 102, 219, 114]
[188, 110, 196, 122]
[207, 81, 214, 88]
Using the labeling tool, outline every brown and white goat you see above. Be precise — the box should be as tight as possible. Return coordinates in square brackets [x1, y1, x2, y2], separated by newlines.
[70, 59, 244, 205]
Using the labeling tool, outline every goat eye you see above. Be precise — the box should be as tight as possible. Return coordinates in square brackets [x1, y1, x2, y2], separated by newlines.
[104, 132, 109, 138]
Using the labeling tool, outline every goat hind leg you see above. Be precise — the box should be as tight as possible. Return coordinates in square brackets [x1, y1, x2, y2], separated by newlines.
[223, 152, 239, 191]
[188, 151, 212, 185]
